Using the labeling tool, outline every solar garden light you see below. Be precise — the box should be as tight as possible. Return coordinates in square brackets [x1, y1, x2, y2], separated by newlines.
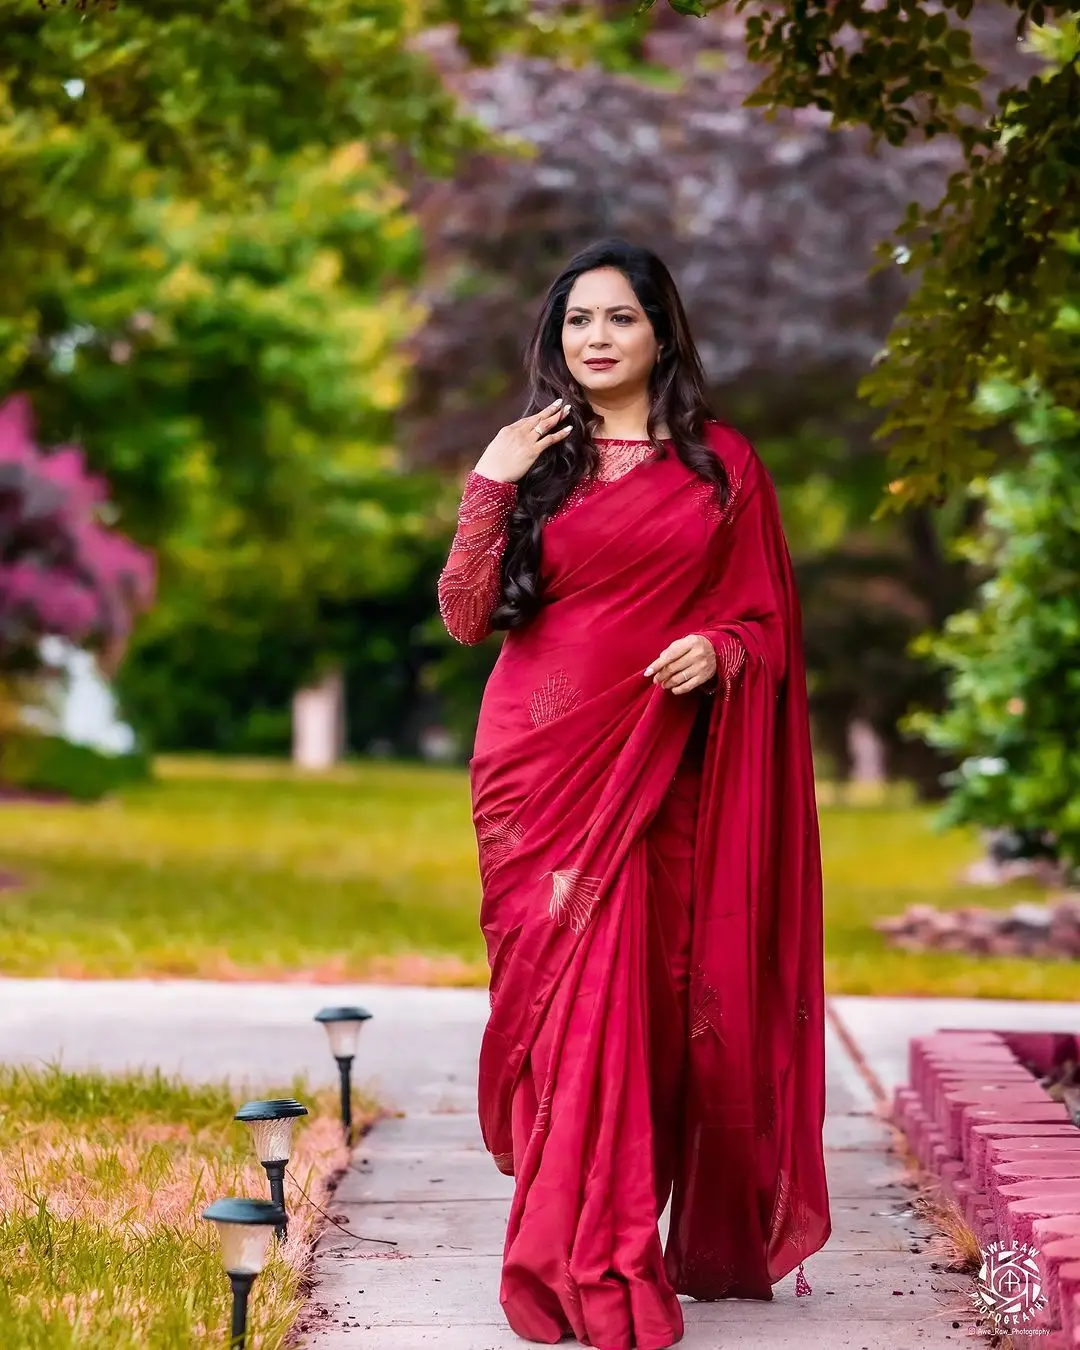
[233, 1098, 308, 1239]
[314, 1005, 372, 1143]
[202, 1197, 285, 1349]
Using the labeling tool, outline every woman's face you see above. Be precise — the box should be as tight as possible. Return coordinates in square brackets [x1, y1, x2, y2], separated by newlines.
[561, 267, 660, 399]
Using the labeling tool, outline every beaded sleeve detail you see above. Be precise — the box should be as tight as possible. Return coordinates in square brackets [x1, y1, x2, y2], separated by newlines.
[438, 443, 660, 642]
[693, 630, 747, 699]
[438, 471, 517, 645]
[714, 631, 747, 697]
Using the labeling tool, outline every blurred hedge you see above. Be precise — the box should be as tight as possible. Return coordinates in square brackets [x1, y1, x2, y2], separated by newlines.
[0, 734, 152, 802]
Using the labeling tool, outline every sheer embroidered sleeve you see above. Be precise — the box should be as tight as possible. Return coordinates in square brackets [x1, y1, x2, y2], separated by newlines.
[695, 631, 748, 700]
[438, 470, 518, 645]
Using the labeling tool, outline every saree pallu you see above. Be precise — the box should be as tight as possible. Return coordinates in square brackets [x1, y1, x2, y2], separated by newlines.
[470, 424, 830, 1349]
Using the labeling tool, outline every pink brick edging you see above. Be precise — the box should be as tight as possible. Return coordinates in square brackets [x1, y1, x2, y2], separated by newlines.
[892, 1026, 1080, 1337]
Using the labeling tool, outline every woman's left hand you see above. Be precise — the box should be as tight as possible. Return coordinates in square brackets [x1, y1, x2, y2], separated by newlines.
[644, 634, 716, 694]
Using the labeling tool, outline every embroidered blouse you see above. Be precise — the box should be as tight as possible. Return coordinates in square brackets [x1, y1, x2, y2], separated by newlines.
[437, 438, 740, 695]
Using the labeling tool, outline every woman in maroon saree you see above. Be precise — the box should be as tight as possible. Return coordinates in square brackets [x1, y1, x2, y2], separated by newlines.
[438, 239, 830, 1348]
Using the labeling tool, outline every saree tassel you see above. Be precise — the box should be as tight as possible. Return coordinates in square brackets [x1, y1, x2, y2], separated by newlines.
[794, 1262, 812, 1297]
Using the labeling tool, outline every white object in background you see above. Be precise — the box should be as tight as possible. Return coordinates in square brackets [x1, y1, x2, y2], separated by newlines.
[33, 637, 137, 754]
[418, 725, 459, 763]
[847, 716, 886, 783]
[291, 666, 345, 770]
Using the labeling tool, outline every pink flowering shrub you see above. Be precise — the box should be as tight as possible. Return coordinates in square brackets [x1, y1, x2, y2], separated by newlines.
[0, 395, 155, 674]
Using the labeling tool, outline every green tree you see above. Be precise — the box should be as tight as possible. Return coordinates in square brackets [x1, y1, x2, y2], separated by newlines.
[763, 431, 972, 792]
[2, 0, 603, 747]
[906, 383, 1080, 863]
[630, 2, 1080, 502]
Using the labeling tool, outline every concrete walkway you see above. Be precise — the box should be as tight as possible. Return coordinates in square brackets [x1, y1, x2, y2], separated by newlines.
[2, 981, 1076, 1347]
[306, 1005, 970, 1350]
[0, 978, 491, 1108]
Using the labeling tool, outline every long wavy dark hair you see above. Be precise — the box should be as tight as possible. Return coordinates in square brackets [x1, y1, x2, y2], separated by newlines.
[489, 237, 729, 632]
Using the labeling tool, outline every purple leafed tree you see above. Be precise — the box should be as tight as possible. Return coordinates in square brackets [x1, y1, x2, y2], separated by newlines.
[0, 394, 155, 676]
[399, 8, 1033, 466]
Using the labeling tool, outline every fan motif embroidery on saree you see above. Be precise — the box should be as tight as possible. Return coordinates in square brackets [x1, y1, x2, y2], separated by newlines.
[477, 811, 524, 878]
[772, 1171, 814, 1252]
[689, 967, 724, 1042]
[770, 1132, 818, 1298]
[543, 868, 602, 933]
[529, 669, 583, 728]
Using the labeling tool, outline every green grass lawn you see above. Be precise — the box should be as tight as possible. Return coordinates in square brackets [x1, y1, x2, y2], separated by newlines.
[0, 756, 1074, 999]
[0, 1063, 372, 1349]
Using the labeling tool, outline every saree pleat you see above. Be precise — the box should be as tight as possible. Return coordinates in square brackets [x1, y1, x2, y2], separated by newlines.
[469, 424, 830, 1348]
[504, 841, 682, 1347]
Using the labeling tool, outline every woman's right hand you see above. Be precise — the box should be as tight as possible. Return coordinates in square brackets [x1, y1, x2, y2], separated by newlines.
[474, 399, 573, 484]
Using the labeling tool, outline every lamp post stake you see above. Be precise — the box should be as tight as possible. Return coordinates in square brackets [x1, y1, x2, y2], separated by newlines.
[264, 1160, 287, 1239]
[336, 1055, 354, 1143]
[228, 1271, 256, 1349]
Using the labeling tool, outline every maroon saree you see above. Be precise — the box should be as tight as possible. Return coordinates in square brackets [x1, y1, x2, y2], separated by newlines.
[467, 423, 830, 1348]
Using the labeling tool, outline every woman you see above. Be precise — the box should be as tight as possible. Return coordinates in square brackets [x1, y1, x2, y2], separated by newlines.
[437, 238, 830, 1349]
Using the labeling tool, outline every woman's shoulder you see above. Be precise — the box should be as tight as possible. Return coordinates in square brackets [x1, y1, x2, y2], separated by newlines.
[701, 419, 762, 477]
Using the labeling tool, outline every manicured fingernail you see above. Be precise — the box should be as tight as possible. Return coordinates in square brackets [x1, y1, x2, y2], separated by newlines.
[644, 667, 653, 676]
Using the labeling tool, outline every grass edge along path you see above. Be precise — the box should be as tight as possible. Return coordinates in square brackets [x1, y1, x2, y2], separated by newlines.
[0, 757, 1076, 1000]
[0, 1063, 379, 1348]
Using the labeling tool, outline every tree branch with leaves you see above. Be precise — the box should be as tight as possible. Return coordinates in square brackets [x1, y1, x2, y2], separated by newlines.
[630, 1, 1080, 502]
